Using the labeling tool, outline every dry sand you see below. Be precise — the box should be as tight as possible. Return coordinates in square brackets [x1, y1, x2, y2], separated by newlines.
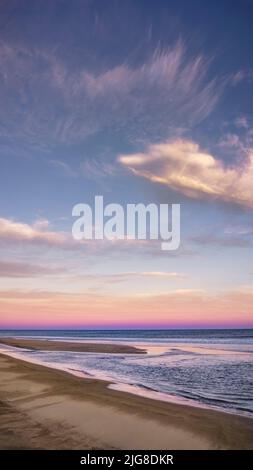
[0, 337, 144, 354]
[0, 353, 253, 450]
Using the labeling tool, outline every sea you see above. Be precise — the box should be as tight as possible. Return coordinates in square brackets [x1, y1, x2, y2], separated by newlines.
[0, 329, 252, 418]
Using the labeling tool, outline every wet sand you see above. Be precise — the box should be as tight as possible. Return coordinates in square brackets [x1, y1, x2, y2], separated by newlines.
[0, 353, 252, 449]
[0, 338, 144, 354]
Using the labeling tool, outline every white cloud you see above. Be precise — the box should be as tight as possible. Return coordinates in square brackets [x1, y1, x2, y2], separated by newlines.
[119, 138, 253, 209]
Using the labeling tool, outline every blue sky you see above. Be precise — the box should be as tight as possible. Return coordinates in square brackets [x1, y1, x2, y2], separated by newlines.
[0, 0, 253, 327]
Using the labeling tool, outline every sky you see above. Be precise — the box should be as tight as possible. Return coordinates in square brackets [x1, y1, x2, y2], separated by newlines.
[0, 0, 253, 328]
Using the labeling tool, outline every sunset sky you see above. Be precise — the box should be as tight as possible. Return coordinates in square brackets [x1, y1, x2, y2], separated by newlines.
[1, 0, 253, 328]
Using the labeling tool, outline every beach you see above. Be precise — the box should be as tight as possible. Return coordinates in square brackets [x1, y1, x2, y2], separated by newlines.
[0, 338, 144, 354]
[0, 350, 253, 450]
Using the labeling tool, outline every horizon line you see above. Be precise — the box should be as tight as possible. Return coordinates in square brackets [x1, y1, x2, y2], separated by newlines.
[0, 327, 253, 331]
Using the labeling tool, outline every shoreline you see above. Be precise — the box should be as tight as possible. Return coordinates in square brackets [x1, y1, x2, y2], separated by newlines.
[2, 346, 252, 421]
[1, 337, 252, 420]
[0, 353, 252, 449]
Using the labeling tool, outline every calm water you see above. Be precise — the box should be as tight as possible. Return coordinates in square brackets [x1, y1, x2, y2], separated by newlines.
[0, 329, 253, 417]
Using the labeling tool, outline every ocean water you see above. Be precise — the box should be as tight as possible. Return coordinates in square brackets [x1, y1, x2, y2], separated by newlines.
[0, 329, 253, 417]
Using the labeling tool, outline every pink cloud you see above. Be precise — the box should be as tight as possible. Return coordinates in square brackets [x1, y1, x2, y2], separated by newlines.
[0, 217, 69, 247]
[0, 260, 61, 278]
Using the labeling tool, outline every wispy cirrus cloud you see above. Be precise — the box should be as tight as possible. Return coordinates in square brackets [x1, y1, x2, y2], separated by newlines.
[49, 158, 116, 180]
[119, 139, 253, 209]
[231, 69, 253, 85]
[75, 271, 186, 284]
[0, 40, 223, 154]
[49, 159, 78, 178]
